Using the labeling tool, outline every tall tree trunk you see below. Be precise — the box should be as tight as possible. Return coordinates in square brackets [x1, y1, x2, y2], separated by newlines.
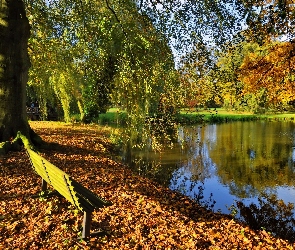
[0, 0, 39, 153]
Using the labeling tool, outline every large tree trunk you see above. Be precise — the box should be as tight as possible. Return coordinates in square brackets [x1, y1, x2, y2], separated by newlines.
[0, 0, 40, 153]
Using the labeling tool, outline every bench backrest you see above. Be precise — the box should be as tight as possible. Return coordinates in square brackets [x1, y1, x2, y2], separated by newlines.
[27, 149, 112, 212]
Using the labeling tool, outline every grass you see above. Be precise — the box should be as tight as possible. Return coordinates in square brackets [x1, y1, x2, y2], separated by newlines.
[177, 108, 295, 124]
[69, 108, 295, 126]
[98, 108, 127, 125]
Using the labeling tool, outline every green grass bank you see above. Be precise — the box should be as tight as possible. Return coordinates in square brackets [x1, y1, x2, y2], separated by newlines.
[176, 108, 295, 124]
[72, 108, 295, 126]
[71, 108, 295, 125]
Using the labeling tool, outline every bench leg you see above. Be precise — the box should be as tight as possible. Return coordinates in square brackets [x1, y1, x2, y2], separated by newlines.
[79, 211, 106, 239]
[41, 179, 47, 192]
[82, 211, 91, 239]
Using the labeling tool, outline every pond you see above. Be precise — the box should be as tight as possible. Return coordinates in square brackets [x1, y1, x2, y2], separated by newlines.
[129, 121, 295, 220]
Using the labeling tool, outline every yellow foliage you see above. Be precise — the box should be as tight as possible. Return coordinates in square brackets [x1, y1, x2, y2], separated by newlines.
[239, 41, 295, 104]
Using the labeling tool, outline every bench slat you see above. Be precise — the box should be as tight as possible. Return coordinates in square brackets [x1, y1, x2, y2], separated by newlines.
[69, 178, 112, 208]
[28, 150, 78, 206]
[29, 153, 51, 183]
[27, 149, 110, 212]
[63, 175, 94, 212]
[39, 161, 96, 211]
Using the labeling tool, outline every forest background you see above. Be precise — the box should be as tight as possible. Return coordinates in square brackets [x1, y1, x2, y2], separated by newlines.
[22, 0, 295, 150]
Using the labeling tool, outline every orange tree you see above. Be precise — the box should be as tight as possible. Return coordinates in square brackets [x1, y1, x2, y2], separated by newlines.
[239, 41, 295, 110]
[237, 0, 295, 111]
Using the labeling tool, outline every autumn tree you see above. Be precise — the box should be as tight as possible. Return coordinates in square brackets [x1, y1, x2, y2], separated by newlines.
[211, 41, 272, 113]
[237, 0, 295, 111]
[179, 0, 295, 113]
[239, 41, 295, 110]
[178, 43, 219, 109]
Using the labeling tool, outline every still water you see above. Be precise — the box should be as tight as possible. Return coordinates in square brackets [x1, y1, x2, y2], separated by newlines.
[130, 121, 295, 215]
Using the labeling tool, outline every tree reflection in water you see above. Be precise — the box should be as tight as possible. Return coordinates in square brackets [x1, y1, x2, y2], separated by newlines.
[237, 193, 295, 242]
[129, 121, 295, 242]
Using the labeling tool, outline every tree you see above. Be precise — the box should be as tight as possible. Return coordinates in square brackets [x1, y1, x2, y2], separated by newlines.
[26, 1, 178, 122]
[0, 0, 43, 154]
[178, 43, 220, 109]
[241, 0, 295, 44]
[239, 41, 295, 110]
[211, 41, 269, 112]
[237, 1, 295, 112]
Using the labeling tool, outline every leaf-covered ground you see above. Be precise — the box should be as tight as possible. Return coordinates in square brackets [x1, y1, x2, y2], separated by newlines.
[0, 121, 294, 249]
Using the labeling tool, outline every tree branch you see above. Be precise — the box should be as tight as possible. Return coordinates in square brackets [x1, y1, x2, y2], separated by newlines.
[105, 0, 135, 64]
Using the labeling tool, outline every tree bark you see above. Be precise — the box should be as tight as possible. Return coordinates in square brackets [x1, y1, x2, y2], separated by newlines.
[0, 0, 31, 142]
[0, 0, 45, 154]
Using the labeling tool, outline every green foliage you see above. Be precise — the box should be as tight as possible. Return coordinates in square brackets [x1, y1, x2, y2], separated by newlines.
[82, 57, 116, 123]
[24, 0, 182, 148]
[22, 0, 295, 148]
[98, 110, 127, 125]
[211, 42, 263, 112]
[227, 204, 239, 218]
[50, 72, 73, 122]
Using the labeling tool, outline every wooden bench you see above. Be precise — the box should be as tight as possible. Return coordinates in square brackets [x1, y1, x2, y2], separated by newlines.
[26, 148, 112, 239]
[26, 107, 41, 121]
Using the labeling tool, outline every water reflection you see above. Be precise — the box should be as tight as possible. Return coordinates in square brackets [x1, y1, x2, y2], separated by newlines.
[131, 121, 295, 215]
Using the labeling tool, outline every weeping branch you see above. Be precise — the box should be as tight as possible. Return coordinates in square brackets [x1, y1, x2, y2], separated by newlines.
[105, 0, 135, 63]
